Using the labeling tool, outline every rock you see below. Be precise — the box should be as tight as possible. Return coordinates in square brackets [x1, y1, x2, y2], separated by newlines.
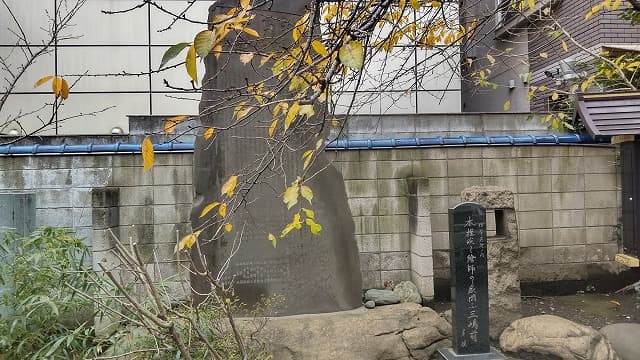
[460, 186, 514, 209]
[600, 323, 640, 360]
[364, 300, 376, 309]
[393, 281, 422, 304]
[500, 315, 620, 360]
[441, 309, 452, 324]
[243, 303, 452, 359]
[365, 289, 400, 305]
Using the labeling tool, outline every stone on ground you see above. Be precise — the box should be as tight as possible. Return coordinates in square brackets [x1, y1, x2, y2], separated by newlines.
[393, 281, 422, 304]
[246, 303, 451, 359]
[365, 300, 376, 309]
[600, 323, 640, 360]
[499, 315, 620, 360]
[365, 289, 401, 305]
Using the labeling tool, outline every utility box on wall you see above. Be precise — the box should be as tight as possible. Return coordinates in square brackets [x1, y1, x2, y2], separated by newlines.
[0, 193, 36, 235]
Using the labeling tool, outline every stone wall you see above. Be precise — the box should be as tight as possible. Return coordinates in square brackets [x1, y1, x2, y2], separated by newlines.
[328, 144, 622, 298]
[0, 144, 622, 301]
[0, 153, 193, 296]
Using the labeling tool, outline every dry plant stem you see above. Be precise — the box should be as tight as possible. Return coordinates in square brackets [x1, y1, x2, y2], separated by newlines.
[551, 17, 637, 91]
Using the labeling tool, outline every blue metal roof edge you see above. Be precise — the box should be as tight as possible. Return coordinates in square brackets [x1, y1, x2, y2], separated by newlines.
[0, 134, 611, 155]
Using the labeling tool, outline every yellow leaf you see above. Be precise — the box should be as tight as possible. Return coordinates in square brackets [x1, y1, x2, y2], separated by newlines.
[399, 0, 406, 8]
[315, 138, 323, 150]
[213, 44, 223, 59]
[331, 118, 339, 127]
[285, 102, 300, 130]
[539, 52, 548, 58]
[302, 149, 313, 170]
[175, 230, 202, 252]
[561, 39, 568, 52]
[283, 183, 300, 209]
[608, 300, 621, 306]
[268, 119, 278, 137]
[487, 54, 495, 64]
[527, 0, 535, 10]
[52, 76, 63, 97]
[142, 137, 154, 171]
[293, 213, 302, 229]
[586, 4, 602, 19]
[221, 175, 238, 197]
[300, 185, 313, 204]
[239, 52, 254, 65]
[34, 75, 53, 88]
[302, 208, 315, 219]
[224, 223, 233, 232]
[240, 0, 250, 9]
[60, 78, 69, 100]
[410, 0, 420, 10]
[293, 13, 309, 42]
[539, 85, 548, 91]
[243, 27, 259, 37]
[298, 104, 314, 118]
[503, 100, 511, 111]
[204, 127, 215, 139]
[268, 233, 277, 248]
[551, 91, 559, 101]
[199, 201, 221, 218]
[164, 115, 188, 134]
[431, 0, 441, 7]
[311, 40, 328, 57]
[219, 202, 227, 217]
[186, 44, 198, 84]
[305, 218, 322, 235]
[339, 40, 364, 70]
[612, 0, 622, 10]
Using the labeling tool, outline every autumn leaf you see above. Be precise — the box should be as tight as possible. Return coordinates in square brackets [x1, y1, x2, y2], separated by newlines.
[243, 27, 259, 37]
[298, 104, 315, 118]
[339, 40, 364, 70]
[204, 127, 215, 139]
[539, 52, 548, 58]
[268, 233, 277, 248]
[551, 91, 559, 101]
[194, 30, 216, 58]
[487, 54, 495, 64]
[283, 183, 300, 209]
[561, 39, 568, 52]
[302, 208, 315, 219]
[503, 100, 511, 111]
[285, 102, 300, 130]
[199, 201, 221, 218]
[302, 150, 313, 170]
[219, 202, 227, 217]
[268, 119, 278, 137]
[34, 75, 53, 88]
[410, 0, 420, 10]
[175, 230, 202, 252]
[59, 78, 69, 100]
[527, 0, 535, 10]
[160, 42, 190, 68]
[221, 175, 238, 197]
[300, 185, 313, 204]
[305, 218, 322, 235]
[164, 115, 188, 134]
[213, 44, 223, 59]
[142, 137, 154, 171]
[186, 44, 198, 84]
[52, 76, 63, 97]
[239, 52, 254, 64]
[311, 40, 328, 57]
[240, 0, 250, 9]
[431, 0, 441, 7]
[224, 223, 233, 232]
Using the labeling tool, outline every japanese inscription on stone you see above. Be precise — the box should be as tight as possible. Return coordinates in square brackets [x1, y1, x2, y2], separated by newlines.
[449, 202, 490, 354]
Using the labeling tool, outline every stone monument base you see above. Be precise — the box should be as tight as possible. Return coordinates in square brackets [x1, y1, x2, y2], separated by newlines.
[437, 347, 506, 359]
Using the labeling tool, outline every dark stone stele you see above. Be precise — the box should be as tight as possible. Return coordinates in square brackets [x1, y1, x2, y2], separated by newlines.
[437, 202, 505, 360]
[189, 0, 362, 316]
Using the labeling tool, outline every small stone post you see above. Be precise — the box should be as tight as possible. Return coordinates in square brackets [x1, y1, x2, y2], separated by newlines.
[461, 186, 522, 340]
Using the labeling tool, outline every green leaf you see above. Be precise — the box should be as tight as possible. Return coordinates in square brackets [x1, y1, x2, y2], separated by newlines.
[268, 233, 277, 248]
[283, 183, 300, 209]
[339, 40, 364, 70]
[160, 42, 190, 69]
[194, 30, 216, 59]
[302, 208, 315, 219]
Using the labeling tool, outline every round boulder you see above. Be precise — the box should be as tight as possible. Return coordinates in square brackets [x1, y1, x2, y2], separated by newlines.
[364, 289, 400, 306]
[500, 315, 619, 360]
[393, 281, 422, 304]
[600, 323, 640, 360]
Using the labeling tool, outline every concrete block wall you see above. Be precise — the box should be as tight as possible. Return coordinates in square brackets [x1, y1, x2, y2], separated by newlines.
[0, 153, 193, 297]
[330, 144, 622, 298]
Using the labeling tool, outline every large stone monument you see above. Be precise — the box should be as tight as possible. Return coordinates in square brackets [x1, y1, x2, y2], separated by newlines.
[190, 0, 362, 315]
